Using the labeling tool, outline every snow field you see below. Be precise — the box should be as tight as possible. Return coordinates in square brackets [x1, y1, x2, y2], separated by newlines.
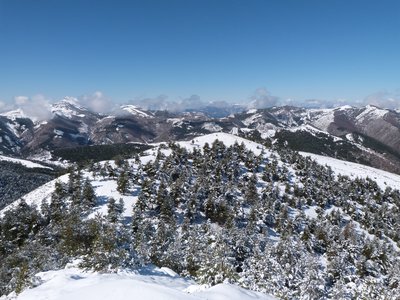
[2, 266, 276, 300]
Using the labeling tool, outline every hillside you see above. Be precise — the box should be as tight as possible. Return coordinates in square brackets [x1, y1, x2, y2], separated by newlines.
[2, 133, 400, 299]
[0, 156, 63, 210]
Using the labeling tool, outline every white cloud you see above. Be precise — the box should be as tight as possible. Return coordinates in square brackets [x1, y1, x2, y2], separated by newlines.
[80, 91, 112, 113]
[248, 88, 280, 109]
[363, 90, 400, 109]
[14, 94, 52, 120]
[131, 95, 169, 111]
[14, 96, 29, 105]
[0, 100, 6, 112]
[131, 94, 205, 112]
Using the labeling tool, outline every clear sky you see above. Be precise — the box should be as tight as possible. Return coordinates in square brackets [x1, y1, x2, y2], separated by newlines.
[0, 0, 399, 107]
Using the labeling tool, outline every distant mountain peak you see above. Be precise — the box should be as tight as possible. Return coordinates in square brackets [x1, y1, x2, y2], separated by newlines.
[51, 97, 88, 118]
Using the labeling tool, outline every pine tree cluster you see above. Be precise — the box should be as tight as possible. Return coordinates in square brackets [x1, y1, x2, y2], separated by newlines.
[1, 140, 400, 298]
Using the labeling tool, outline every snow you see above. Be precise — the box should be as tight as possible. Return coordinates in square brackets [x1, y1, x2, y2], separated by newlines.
[289, 124, 342, 142]
[167, 118, 184, 127]
[0, 155, 52, 170]
[201, 122, 223, 132]
[345, 133, 354, 142]
[300, 152, 400, 190]
[2, 266, 276, 300]
[120, 105, 153, 118]
[243, 113, 263, 126]
[230, 127, 239, 135]
[355, 105, 388, 122]
[0, 108, 29, 121]
[336, 105, 353, 110]
[247, 109, 258, 114]
[311, 110, 335, 132]
[51, 97, 86, 119]
[89, 178, 137, 218]
[53, 129, 64, 136]
[192, 283, 276, 300]
[6, 122, 21, 138]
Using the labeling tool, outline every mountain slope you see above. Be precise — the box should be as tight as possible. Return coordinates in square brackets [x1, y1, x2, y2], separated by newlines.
[2, 133, 400, 298]
[0, 156, 62, 210]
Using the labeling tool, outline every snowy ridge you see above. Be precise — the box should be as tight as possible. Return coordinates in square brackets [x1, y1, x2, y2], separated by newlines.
[120, 105, 153, 118]
[2, 266, 275, 300]
[289, 124, 342, 142]
[300, 151, 400, 190]
[0, 155, 52, 170]
[355, 105, 388, 122]
[0, 108, 29, 121]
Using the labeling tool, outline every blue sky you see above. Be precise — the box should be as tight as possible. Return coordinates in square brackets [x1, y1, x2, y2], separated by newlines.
[0, 0, 399, 109]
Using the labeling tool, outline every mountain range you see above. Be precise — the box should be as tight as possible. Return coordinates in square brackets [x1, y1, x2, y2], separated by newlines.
[1, 98, 400, 174]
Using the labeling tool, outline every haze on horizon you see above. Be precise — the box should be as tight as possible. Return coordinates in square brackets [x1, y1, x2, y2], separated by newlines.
[0, 0, 399, 112]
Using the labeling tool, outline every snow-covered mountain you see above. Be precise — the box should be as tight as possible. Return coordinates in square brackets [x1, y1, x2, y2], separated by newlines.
[2, 101, 400, 175]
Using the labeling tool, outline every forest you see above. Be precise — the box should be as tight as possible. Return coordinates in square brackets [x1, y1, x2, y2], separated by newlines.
[1, 140, 400, 299]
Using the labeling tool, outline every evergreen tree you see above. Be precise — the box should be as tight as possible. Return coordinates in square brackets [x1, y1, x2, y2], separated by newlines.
[117, 170, 129, 194]
[82, 178, 96, 209]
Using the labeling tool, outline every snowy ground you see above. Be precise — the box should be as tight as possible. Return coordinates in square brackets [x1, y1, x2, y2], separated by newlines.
[0, 155, 52, 169]
[300, 152, 400, 190]
[1, 265, 276, 300]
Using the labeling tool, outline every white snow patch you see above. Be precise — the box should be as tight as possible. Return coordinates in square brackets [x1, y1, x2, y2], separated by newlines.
[2, 267, 276, 300]
[230, 127, 239, 135]
[202, 122, 223, 132]
[290, 124, 342, 141]
[167, 118, 184, 127]
[53, 129, 64, 136]
[89, 178, 137, 218]
[120, 105, 153, 118]
[243, 113, 263, 126]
